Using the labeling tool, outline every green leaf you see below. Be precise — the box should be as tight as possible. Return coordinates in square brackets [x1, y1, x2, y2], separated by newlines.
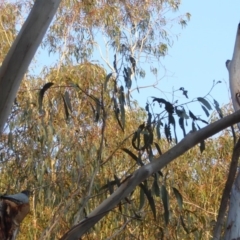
[7, 131, 13, 149]
[107, 180, 114, 194]
[161, 185, 169, 225]
[213, 99, 223, 118]
[113, 97, 124, 132]
[139, 187, 145, 210]
[129, 56, 136, 73]
[38, 82, 54, 113]
[156, 121, 162, 140]
[64, 91, 72, 112]
[119, 86, 125, 129]
[201, 105, 209, 117]
[189, 110, 198, 121]
[179, 117, 186, 137]
[114, 174, 121, 187]
[104, 73, 113, 91]
[164, 124, 172, 142]
[200, 140, 205, 153]
[169, 115, 177, 143]
[121, 148, 144, 166]
[192, 121, 197, 132]
[197, 97, 212, 110]
[139, 183, 156, 220]
[154, 142, 162, 155]
[152, 175, 160, 197]
[62, 94, 69, 120]
[172, 187, 183, 210]
[180, 215, 189, 234]
[95, 99, 101, 122]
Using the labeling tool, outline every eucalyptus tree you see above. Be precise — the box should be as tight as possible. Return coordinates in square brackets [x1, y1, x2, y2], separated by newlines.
[1, 0, 240, 240]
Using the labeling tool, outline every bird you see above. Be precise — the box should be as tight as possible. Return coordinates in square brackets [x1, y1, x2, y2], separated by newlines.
[226, 23, 240, 130]
[0, 190, 30, 204]
[0, 190, 31, 227]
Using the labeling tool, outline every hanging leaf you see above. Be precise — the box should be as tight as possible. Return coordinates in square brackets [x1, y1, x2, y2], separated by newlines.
[113, 97, 124, 131]
[124, 67, 132, 89]
[7, 131, 13, 149]
[113, 54, 117, 73]
[119, 86, 125, 130]
[161, 185, 169, 225]
[147, 145, 154, 162]
[172, 187, 183, 210]
[107, 179, 114, 194]
[100, 180, 117, 190]
[165, 102, 174, 114]
[153, 98, 174, 114]
[198, 118, 208, 125]
[169, 115, 177, 143]
[114, 174, 121, 187]
[175, 106, 189, 119]
[179, 117, 186, 137]
[122, 148, 144, 166]
[139, 183, 156, 220]
[129, 56, 136, 73]
[126, 90, 131, 107]
[213, 99, 223, 118]
[179, 87, 188, 98]
[62, 95, 69, 120]
[156, 120, 162, 140]
[152, 175, 160, 196]
[201, 105, 209, 117]
[189, 110, 198, 121]
[89, 102, 96, 121]
[95, 99, 101, 122]
[192, 121, 197, 132]
[164, 124, 172, 142]
[180, 215, 189, 234]
[104, 73, 113, 91]
[38, 82, 54, 113]
[197, 97, 212, 110]
[200, 140, 205, 153]
[133, 211, 141, 219]
[139, 187, 145, 210]
[154, 142, 162, 155]
[64, 91, 72, 112]
[132, 123, 145, 150]
[118, 201, 122, 213]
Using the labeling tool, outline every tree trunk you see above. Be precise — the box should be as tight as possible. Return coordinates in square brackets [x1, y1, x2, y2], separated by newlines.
[224, 170, 240, 239]
[0, 0, 62, 133]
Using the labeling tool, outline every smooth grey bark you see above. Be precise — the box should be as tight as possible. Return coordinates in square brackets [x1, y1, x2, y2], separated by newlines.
[222, 23, 240, 240]
[0, 0, 62, 134]
[227, 23, 240, 130]
[224, 170, 240, 239]
[60, 109, 240, 240]
[213, 138, 240, 240]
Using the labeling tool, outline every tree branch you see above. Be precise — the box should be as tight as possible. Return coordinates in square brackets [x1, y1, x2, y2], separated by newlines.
[60, 109, 240, 239]
[0, 0, 62, 133]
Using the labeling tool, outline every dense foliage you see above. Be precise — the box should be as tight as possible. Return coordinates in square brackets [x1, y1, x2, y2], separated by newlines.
[0, 1, 234, 239]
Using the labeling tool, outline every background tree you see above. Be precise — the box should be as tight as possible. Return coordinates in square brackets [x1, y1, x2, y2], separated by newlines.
[0, 0, 239, 240]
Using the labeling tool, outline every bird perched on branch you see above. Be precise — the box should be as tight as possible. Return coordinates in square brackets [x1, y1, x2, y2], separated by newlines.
[0, 190, 30, 229]
[0, 190, 30, 204]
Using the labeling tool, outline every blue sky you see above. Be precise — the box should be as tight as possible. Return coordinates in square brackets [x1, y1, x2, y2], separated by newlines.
[34, 1, 240, 122]
[29, 1, 240, 138]
[136, 0, 240, 108]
